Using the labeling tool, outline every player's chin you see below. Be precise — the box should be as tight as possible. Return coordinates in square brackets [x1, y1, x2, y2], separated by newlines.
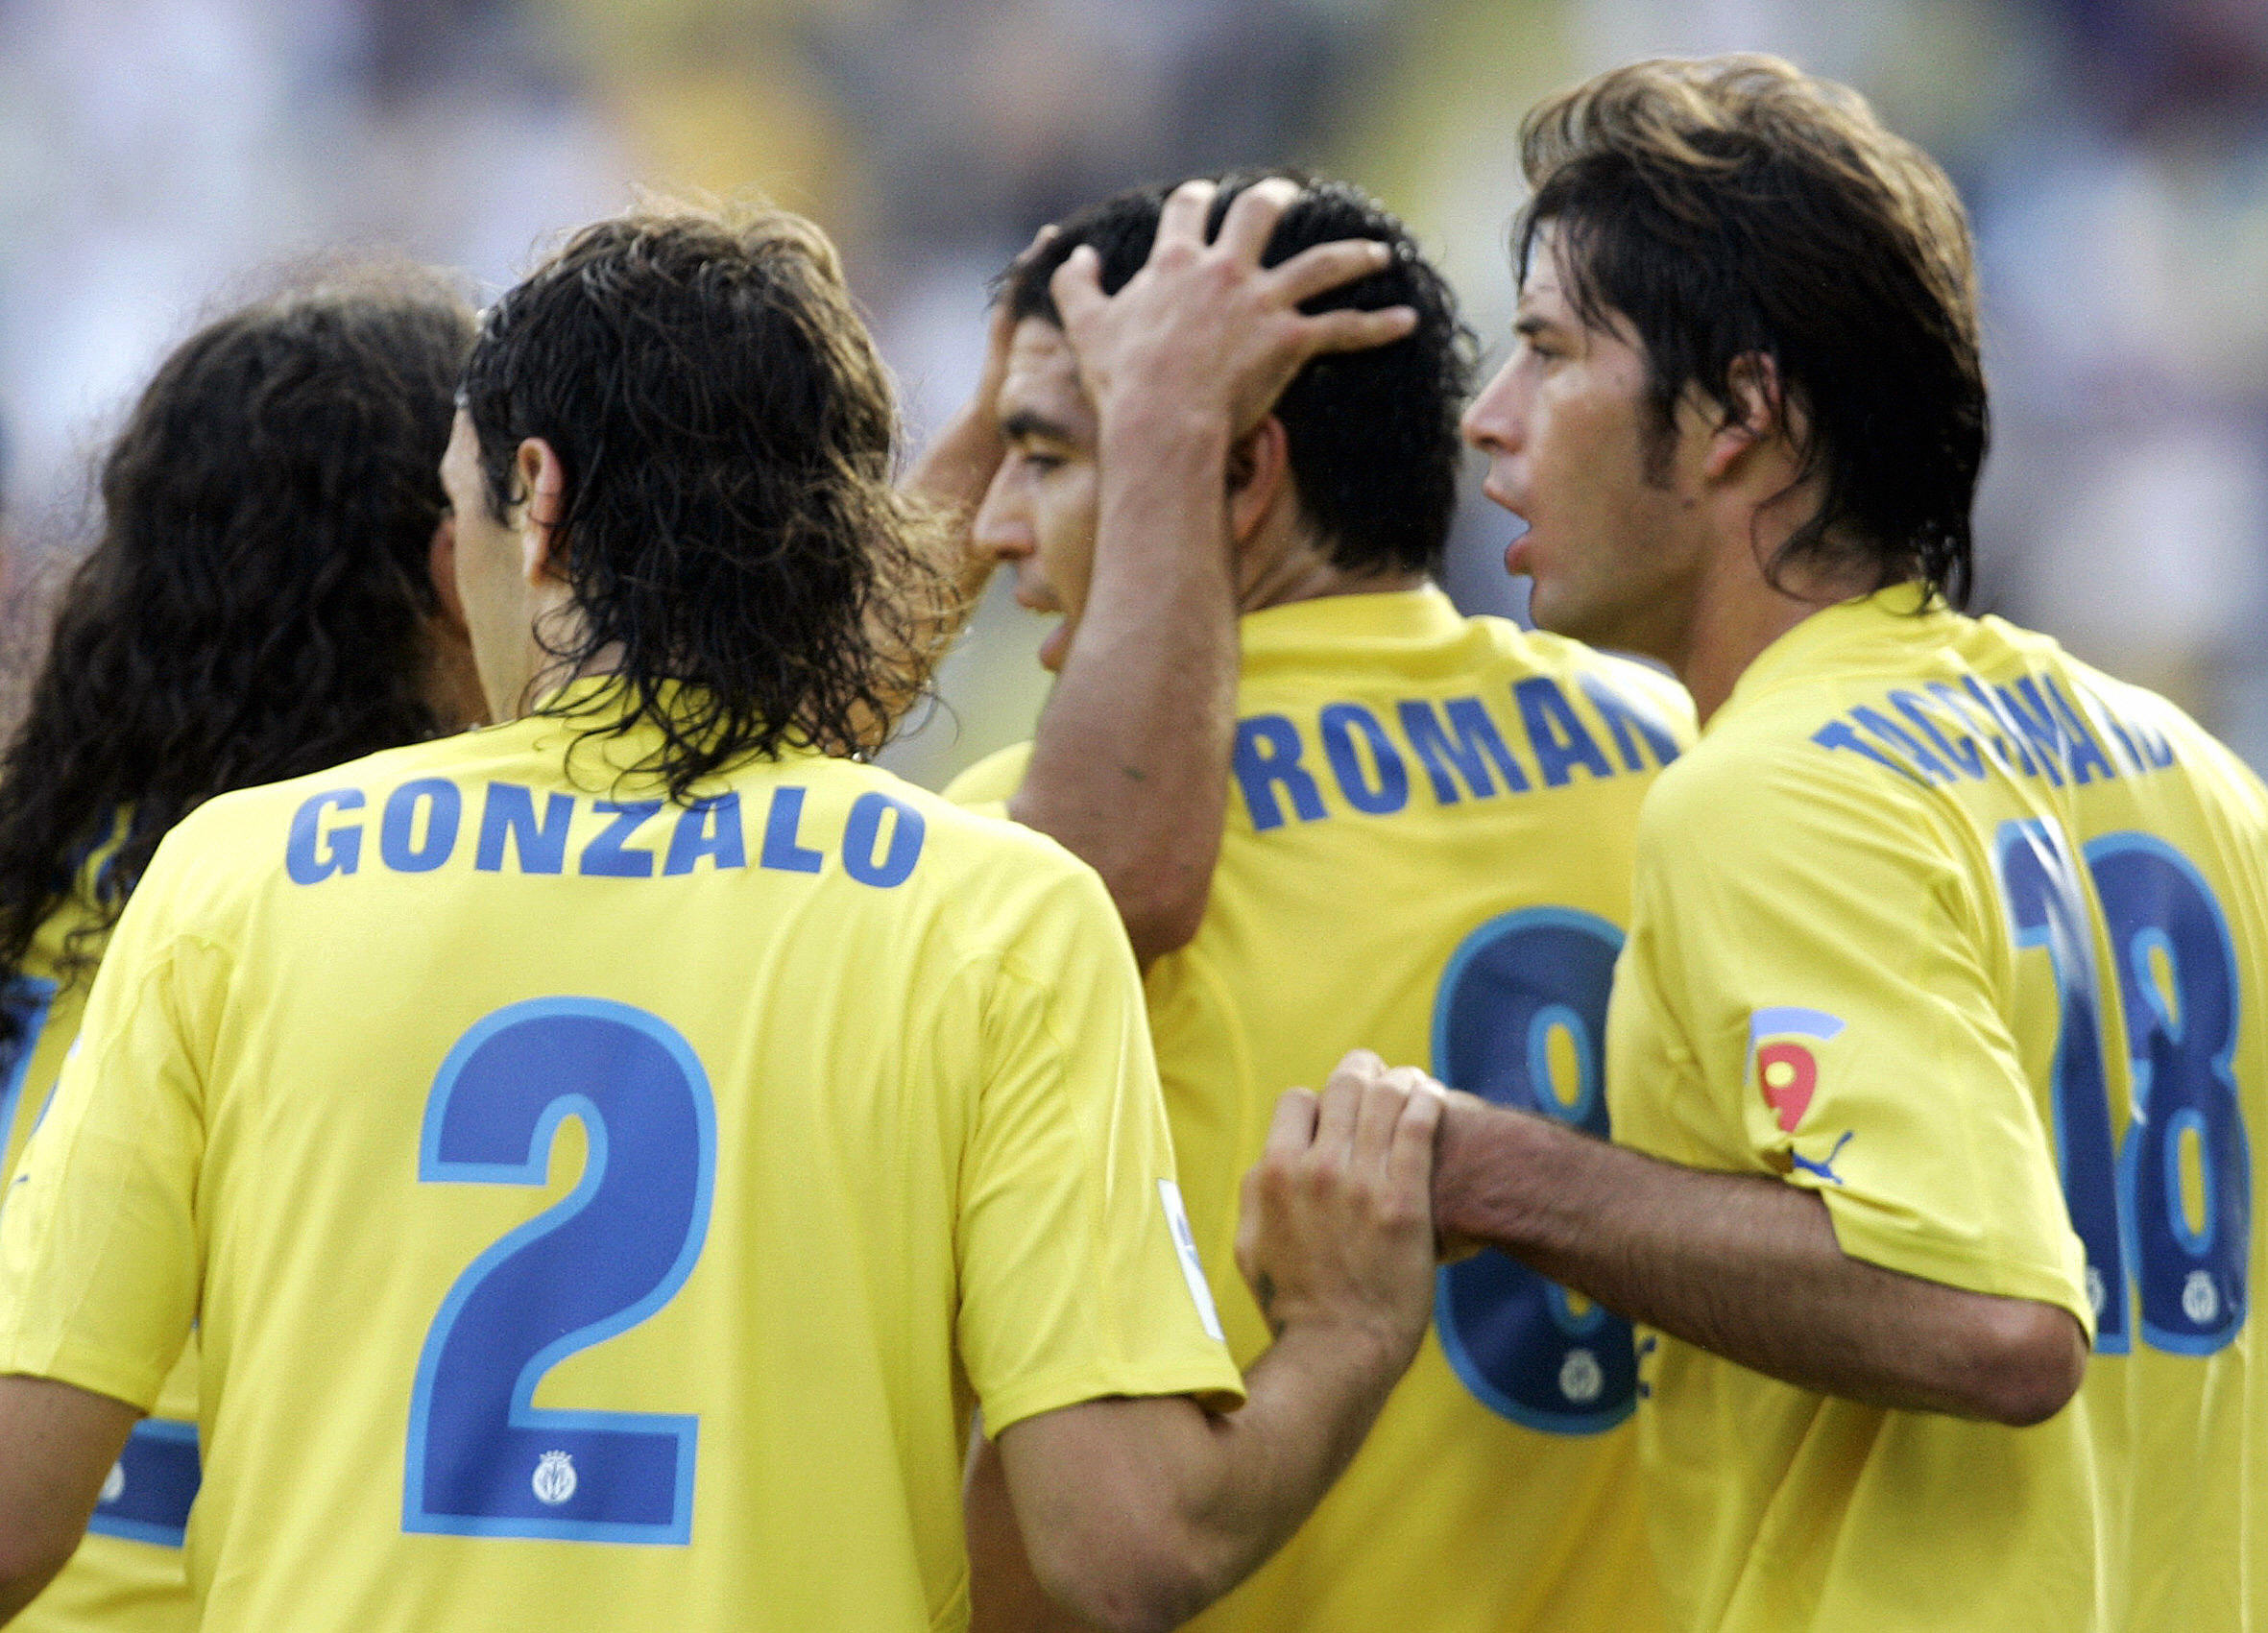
[1521, 569, 1581, 638]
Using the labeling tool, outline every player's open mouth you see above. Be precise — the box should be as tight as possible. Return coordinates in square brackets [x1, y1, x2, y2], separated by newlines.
[1505, 532, 1535, 576]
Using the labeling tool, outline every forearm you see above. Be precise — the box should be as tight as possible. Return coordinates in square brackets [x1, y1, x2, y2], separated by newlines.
[0, 1377, 140, 1623]
[1434, 1101, 2084, 1423]
[903, 406, 1011, 618]
[0, 1561, 64, 1624]
[965, 1433, 1080, 1633]
[1172, 1316, 1410, 1602]
[997, 1319, 1407, 1633]
[1011, 408, 1239, 964]
[883, 408, 1011, 697]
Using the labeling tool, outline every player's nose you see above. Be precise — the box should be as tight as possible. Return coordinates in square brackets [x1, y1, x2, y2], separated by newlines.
[972, 470, 1035, 565]
[1460, 356, 1525, 455]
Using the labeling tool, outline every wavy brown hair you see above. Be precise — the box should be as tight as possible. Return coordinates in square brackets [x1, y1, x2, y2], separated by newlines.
[1519, 55, 1987, 608]
[0, 271, 474, 1019]
[460, 204, 953, 798]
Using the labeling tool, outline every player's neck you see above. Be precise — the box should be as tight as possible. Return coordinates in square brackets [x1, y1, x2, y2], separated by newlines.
[1235, 528, 1425, 614]
[1674, 541, 1879, 727]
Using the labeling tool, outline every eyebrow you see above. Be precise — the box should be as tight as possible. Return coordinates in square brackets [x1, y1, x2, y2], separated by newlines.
[1000, 408, 1077, 444]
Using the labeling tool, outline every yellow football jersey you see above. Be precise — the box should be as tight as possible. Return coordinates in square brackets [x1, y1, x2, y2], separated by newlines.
[1, 818, 198, 1633]
[0, 688, 1241, 1633]
[952, 588, 1696, 1633]
[1610, 585, 2268, 1631]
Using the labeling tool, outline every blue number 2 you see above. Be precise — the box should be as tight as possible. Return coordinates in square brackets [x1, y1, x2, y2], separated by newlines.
[1996, 823, 2251, 1356]
[1432, 909, 1636, 1433]
[404, 998, 716, 1544]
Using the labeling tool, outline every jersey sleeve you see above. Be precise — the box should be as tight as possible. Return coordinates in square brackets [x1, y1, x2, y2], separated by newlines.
[954, 858, 1244, 1436]
[0, 881, 217, 1409]
[1627, 742, 2091, 1331]
[940, 741, 1033, 821]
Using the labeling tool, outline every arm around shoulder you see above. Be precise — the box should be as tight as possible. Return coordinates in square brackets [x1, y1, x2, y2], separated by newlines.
[1432, 1094, 2087, 1425]
[975, 1058, 1445, 1633]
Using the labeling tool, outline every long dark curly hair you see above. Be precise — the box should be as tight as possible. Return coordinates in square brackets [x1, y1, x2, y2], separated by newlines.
[460, 205, 953, 799]
[0, 271, 475, 1017]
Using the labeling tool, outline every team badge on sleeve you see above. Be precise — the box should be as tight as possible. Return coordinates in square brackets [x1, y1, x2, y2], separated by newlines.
[1749, 1007, 1858, 1183]
[1747, 1006, 1845, 1132]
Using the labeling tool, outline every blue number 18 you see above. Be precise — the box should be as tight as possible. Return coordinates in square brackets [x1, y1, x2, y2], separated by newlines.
[404, 998, 716, 1545]
[1996, 822, 2251, 1356]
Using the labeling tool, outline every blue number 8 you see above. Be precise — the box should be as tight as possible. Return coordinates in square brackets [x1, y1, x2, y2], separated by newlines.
[1432, 909, 1636, 1433]
[404, 998, 716, 1544]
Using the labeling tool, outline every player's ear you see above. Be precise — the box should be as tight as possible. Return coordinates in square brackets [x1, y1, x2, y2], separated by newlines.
[516, 437, 568, 586]
[1701, 352, 1784, 481]
[1226, 415, 1292, 549]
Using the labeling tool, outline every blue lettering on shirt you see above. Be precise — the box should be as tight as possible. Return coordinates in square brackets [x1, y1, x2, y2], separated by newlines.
[1923, 682, 2014, 775]
[475, 784, 573, 875]
[1579, 675, 1681, 773]
[1396, 697, 1530, 803]
[1811, 720, 1924, 782]
[1232, 715, 1328, 832]
[2039, 677, 2115, 784]
[285, 780, 930, 887]
[1889, 689, 1984, 780]
[760, 787, 825, 874]
[1850, 706, 1956, 783]
[1812, 667, 2179, 786]
[2069, 681, 2149, 776]
[1959, 677, 2039, 776]
[286, 789, 365, 884]
[1319, 703, 1409, 815]
[1226, 674, 1689, 832]
[842, 791, 924, 888]
[380, 780, 461, 874]
[664, 794, 747, 876]
[1514, 677, 1615, 787]
[580, 801, 664, 877]
[2109, 683, 2179, 768]
[1994, 679, 2071, 787]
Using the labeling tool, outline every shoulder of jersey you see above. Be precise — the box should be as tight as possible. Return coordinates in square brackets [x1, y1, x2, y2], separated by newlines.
[942, 740, 1034, 811]
[1638, 668, 1902, 847]
[1491, 618, 1701, 736]
[834, 754, 1093, 877]
[162, 734, 457, 856]
[2045, 635, 2268, 801]
[2015, 621, 2188, 740]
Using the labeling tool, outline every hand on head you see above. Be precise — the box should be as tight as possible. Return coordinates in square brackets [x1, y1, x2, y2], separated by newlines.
[977, 225, 1059, 415]
[1049, 178, 1418, 440]
[1236, 1048, 1445, 1370]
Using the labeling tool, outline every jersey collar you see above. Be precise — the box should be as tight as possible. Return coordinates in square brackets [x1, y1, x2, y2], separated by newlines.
[514, 675, 831, 775]
[1236, 586, 1466, 660]
[1711, 582, 1944, 730]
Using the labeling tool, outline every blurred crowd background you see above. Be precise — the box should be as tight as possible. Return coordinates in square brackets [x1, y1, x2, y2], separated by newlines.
[1, 0, 2264, 785]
